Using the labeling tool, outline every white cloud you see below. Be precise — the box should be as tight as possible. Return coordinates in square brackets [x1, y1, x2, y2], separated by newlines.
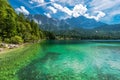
[63, 7, 73, 16]
[48, 6, 57, 14]
[29, 0, 49, 7]
[34, 2, 106, 21]
[59, 15, 71, 20]
[55, 0, 84, 6]
[15, 6, 30, 15]
[89, 0, 120, 22]
[30, 0, 44, 4]
[44, 13, 52, 18]
[72, 4, 87, 17]
[34, 2, 52, 7]
[52, 3, 72, 16]
[29, 1, 34, 4]
[90, 0, 120, 11]
[109, 9, 120, 17]
[50, 0, 119, 22]
[52, 3, 87, 18]
[26, 0, 120, 23]
[50, 0, 55, 2]
[84, 11, 106, 21]
[96, 11, 106, 20]
[52, 3, 62, 10]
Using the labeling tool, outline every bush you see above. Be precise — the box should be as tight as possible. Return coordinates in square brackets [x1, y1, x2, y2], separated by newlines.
[4, 38, 11, 43]
[11, 36, 23, 44]
[30, 35, 39, 43]
[0, 37, 2, 43]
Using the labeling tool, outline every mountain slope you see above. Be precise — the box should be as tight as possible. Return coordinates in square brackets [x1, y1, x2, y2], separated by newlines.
[27, 14, 107, 31]
[94, 24, 120, 31]
[27, 14, 70, 31]
[65, 16, 107, 29]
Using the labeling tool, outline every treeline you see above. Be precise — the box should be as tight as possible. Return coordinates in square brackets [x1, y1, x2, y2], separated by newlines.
[54, 29, 120, 40]
[0, 0, 55, 44]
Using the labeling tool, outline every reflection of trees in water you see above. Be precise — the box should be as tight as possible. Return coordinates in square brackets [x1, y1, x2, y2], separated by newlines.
[18, 52, 120, 80]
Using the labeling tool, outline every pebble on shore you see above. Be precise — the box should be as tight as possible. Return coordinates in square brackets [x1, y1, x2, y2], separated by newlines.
[0, 48, 4, 52]
[0, 43, 19, 52]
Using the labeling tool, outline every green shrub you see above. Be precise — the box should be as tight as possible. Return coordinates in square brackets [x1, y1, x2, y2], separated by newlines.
[4, 38, 10, 43]
[0, 37, 2, 43]
[11, 36, 23, 44]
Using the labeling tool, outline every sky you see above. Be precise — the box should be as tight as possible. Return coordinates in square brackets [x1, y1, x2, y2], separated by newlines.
[9, 0, 120, 24]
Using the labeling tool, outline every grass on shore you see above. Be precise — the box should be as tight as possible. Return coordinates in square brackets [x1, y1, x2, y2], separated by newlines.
[0, 43, 42, 80]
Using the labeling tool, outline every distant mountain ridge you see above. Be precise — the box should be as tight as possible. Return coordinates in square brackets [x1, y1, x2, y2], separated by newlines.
[27, 14, 107, 31]
[27, 14, 70, 31]
[94, 24, 120, 31]
[65, 16, 107, 29]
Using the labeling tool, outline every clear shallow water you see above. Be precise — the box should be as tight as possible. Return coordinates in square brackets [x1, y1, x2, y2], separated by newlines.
[18, 40, 120, 80]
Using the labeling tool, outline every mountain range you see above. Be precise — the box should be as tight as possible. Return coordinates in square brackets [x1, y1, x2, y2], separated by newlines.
[27, 14, 108, 31]
[27, 14, 120, 40]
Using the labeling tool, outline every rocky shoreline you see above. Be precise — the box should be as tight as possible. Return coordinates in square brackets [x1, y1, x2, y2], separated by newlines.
[0, 43, 20, 52]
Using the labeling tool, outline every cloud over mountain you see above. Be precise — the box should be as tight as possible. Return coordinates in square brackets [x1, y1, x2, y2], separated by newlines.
[72, 4, 87, 17]
[44, 13, 52, 18]
[84, 11, 106, 21]
[15, 6, 30, 15]
[9, 0, 120, 24]
[48, 6, 57, 14]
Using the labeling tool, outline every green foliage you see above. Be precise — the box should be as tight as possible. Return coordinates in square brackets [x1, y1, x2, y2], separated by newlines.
[4, 38, 11, 43]
[54, 28, 120, 40]
[0, 37, 2, 43]
[0, 0, 50, 44]
[0, 44, 42, 80]
[0, 0, 17, 39]
[43, 31, 56, 40]
[11, 36, 23, 44]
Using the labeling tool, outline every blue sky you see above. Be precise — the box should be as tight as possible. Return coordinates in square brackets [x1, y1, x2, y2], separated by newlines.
[9, 0, 120, 24]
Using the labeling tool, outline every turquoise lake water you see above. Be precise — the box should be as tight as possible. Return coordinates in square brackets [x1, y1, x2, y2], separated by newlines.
[18, 40, 120, 80]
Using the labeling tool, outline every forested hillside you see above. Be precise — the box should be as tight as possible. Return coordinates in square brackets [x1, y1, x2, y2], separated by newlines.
[0, 0, 51, 43]
[0, 0, 46, 44]
[54, 25, 120, 40]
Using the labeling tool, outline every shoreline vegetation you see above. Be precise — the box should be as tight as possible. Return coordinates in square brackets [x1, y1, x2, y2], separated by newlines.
[0, 39, 45, 53]
[0, 43, 43, 80]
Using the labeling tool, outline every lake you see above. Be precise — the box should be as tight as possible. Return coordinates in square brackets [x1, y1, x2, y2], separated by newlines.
[18, 40, 120, 80]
